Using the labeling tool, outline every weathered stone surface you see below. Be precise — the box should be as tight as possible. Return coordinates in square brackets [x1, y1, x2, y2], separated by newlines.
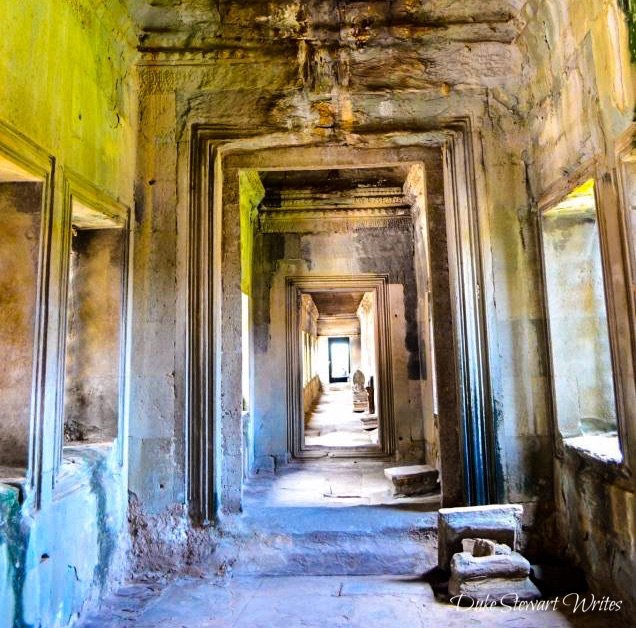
[438, 505, 523, 570]
[3, 0, 636, 624]
[0, 183, 41, 469]
[227, 501, 438, 576]
[384, 465, 439, 496]
[78, 574, 557, 627]
[462, 538, 512, 556]
[449, 576, 542, 604]
[450, 551, 530, 580]
[449, 549, 540, 604]
[473, 538, 496, 556]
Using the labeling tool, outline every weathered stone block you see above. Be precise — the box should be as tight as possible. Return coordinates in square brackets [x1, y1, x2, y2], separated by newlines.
[450, 551, 530, 580]
[449, 551, 540, 604]
[438, 504, 523, 570]
[449, 576, 542, 604]
[384, 465, 439, 496]
[473, 538, 495, 557]
[462, 538, 512, 556]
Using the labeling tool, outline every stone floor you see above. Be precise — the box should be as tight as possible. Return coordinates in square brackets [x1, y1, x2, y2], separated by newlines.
[80, 574, 615, 627]
[244, 459, 440, 508]
[305, 385, 377, 448]
[78, 465, 616, 627]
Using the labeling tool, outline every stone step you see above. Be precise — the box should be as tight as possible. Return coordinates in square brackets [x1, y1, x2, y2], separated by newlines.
[384, 465, 439, 496]
[217, 506, 438, 577]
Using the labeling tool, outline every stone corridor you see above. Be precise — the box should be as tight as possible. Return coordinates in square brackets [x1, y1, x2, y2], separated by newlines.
[1, 1, 635, 626]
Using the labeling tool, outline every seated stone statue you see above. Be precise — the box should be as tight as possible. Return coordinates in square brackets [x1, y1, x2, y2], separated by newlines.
[352, 369, 369, 412]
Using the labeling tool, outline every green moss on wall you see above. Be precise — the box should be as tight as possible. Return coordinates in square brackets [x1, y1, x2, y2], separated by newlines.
[619, 0, 636, 61]
[239, 170, 265, 297]
[0, 485, 28, 628]
[0, 0, 138, 203]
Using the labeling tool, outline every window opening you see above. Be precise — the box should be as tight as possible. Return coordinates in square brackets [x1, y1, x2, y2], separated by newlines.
[63, 199, 126, 445]
[541, 179, 621, 461]
[0, 155, 45, 479]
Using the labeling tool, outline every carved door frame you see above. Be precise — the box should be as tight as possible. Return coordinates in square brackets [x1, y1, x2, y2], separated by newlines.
[286, 275, 395, 459]
[186, 121, 496, 521]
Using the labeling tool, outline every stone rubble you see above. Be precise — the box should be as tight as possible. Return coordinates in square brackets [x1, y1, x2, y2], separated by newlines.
[448, 541, 542, 604]
[437, 504, 523, 571]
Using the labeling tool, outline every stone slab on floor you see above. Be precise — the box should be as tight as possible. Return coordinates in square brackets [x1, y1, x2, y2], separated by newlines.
[447, 530, 542, 607]
[384, 465, 439, 496]
[448, 550, 541, 604]
[438, 504, 523, 570]
[450, 550, 530, 580]
[449, 575, 542, 605]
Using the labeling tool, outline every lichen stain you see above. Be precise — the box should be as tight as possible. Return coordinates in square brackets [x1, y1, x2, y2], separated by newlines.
[0, 486, 29, 628]
[87, 453, 117, 591]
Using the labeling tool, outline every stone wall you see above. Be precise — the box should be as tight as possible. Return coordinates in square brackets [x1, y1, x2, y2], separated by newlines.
[357, 293, 377, 411]
[0, 1, 137, 202]
[0, 446, 128, 626]
[1, 0, 634, 623]
[519, 0, 635, 612]
[300, 294, 321, 419]
[120, 0, 636, 611]
[0, 1, 137, 624]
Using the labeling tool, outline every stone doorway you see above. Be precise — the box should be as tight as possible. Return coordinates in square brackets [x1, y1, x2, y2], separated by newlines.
[287, 276, 395, 460]
[186, 130, 494, 521]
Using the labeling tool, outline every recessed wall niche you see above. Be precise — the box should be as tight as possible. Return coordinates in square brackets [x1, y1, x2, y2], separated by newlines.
[0, 154, 46, 477]
[63, 197, 127, 446]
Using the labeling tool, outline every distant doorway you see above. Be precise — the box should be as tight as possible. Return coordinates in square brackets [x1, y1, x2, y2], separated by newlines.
[287, 275, 395, 459]
[328, 337, 350, 383]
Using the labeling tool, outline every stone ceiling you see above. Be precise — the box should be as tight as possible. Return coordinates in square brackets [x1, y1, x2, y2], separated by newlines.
[308, 291, 365, 316]
[260, 166, 410, 196]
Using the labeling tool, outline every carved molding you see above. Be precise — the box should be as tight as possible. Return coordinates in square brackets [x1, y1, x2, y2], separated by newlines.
[259, 185, 412, 233]
[280, 187, 404, 199]
[138, 48, 265, 66]
[273, 196, 408, 209]
[265, 188, 409, 212]
[260, 212, 411, 233]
